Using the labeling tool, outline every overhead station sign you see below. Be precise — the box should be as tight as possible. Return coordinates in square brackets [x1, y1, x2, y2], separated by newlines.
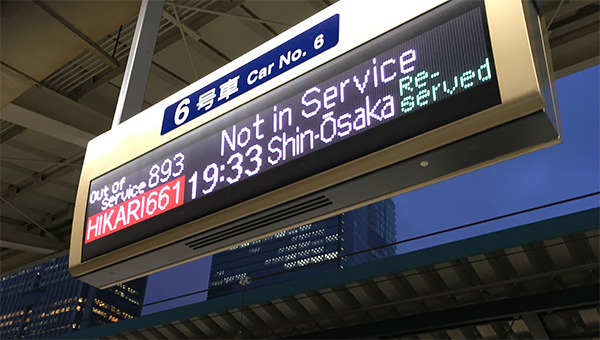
[71, 0, 560, 288]
[84, 6, 495, 249]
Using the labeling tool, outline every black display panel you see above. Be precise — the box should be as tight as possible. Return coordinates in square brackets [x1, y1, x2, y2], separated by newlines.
[82, 0, 501, 261]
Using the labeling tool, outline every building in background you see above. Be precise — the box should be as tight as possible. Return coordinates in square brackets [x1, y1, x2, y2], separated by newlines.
[207, 199, 396, 298]
[0, 255, 147, 339]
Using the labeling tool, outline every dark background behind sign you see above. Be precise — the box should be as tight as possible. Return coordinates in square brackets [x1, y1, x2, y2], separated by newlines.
[82, 0, 500, 262]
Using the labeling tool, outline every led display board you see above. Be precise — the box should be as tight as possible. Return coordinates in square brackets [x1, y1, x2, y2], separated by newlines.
[70, 0, 560, 288]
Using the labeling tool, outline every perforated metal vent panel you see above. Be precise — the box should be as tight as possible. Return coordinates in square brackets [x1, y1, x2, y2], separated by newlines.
[185, 195, 332, 251]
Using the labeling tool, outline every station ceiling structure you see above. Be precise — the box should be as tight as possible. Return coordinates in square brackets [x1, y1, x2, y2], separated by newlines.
[1, 0, 340, 274]
[0, 0, 598, 295]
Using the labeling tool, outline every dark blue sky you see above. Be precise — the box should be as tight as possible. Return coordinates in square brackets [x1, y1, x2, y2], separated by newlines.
[395, 65, 599, 253]
[142, 65, 599, 315]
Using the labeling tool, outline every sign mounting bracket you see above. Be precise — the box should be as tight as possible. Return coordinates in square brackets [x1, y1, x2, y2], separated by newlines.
[113, 0, 165, 128]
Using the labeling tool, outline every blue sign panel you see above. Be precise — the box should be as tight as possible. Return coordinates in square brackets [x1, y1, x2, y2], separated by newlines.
[161, 14, 340, 135]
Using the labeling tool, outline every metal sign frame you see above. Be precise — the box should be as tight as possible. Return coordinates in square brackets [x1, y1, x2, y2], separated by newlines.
[70, 0, 560, 288]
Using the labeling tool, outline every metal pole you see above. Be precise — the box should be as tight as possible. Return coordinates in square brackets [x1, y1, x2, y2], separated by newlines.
[112, 0, 165, 128]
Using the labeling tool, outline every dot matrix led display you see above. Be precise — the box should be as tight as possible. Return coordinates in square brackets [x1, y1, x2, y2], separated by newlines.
[82, 0, 500, 261]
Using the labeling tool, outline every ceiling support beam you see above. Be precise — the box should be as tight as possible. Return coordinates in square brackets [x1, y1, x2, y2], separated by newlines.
[113, 0, 165, 126]
[0, 157, 82, 168]
[0, 228, 66, 254]
[11, 85, 111, 136]
[31, 0, 119, 69]
[0, 61, 42, 90]
[8, 140, 64, 163]
[0, 123, 26, 144]
[1, 151, 85, 204]
[0, 160, 36, 178]
[169, 3, 291, 27]
[239, 5, 278, 37]
[162, 10, 203, 43]
[0, 197, 60, 241]
[1, 216, 29, 228]
[1, 104, 95, 147]
[2, 204, 74, 237]
[521, 312, 551, 339]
